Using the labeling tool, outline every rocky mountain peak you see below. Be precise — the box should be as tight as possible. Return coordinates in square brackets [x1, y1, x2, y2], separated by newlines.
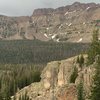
[0, 2, 99, 41]
[32, 2, 100, 16]
[72, 2, 81, 5]
[33, 8, 54, 16]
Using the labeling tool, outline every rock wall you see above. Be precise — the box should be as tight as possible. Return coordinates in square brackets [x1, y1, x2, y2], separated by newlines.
[13, 55, 95, 100]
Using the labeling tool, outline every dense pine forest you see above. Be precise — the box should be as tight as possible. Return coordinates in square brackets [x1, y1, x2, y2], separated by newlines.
[0, 64, 42, 99]
[0, 40, 89, 99]
[0, 40, 88, 64]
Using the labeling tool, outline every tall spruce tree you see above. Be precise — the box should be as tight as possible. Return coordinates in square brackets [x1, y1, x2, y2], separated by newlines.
[90, 57, 100, 100]
[79, 54, 84, 68]
[70, 66, 78, 83]
[77, 80, 85, 100]
[88, 29, 100, 64]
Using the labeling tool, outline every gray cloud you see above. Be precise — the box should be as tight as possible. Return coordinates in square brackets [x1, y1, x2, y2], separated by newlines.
[0, 0, 99, 16]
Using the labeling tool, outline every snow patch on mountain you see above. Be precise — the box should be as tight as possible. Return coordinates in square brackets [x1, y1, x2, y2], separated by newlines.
[64, 12, 69, 15]
[68, 23, 72, 26]
[77, 38, 83, 42]
[59, 24, 63, 29]
[86, 7, 90, 10]
[56, 39, 60, 42]
[46, 27, 49, 30]
[44, 34, 49, 38]
[52, 34, 57, 39]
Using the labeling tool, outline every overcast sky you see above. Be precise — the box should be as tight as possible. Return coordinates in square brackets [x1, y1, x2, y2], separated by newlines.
[0, 0, 99, 16]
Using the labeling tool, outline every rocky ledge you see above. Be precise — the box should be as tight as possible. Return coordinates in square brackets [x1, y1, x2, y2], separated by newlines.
[12, 55, 95, 100]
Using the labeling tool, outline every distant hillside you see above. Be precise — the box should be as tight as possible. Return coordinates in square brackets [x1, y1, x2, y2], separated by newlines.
[0, 40, 88, 64]
[0, 2, 100, 42]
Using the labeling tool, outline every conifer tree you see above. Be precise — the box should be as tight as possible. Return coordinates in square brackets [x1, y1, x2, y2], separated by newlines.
[77, 80, 85, 100]
[70, 66, 78, 83]
[76, 56, 80, 63]
[79, 54, 84, 68]
[76, 54, 84, 68]
[90, 57, 100, 100]
[88, 29, 100, 64]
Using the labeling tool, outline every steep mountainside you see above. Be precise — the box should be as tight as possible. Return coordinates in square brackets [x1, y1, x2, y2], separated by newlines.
[12, 55, 95, 100]
[0, 2, 100, 42]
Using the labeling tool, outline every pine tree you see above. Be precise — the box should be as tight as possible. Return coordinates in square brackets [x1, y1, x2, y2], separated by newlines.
[90, 57, 100, 100]
[79, 54, 84, 68]
[77, 81, 85, 100]
[70, 66, 78, 83]
[76, 56, 80, 63]
[88, 29, 100, 64]
[76, 54, 84, 68]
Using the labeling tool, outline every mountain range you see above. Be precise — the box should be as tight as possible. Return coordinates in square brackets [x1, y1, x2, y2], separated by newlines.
[0, 2, 100, 42]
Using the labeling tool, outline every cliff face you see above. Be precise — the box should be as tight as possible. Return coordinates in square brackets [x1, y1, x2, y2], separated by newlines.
[0, 2, 100, 42]
[13, 55, 95, 100]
